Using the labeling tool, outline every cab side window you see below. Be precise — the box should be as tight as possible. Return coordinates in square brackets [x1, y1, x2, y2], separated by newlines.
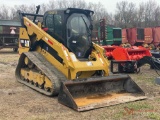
[45, 14, 62, 35]
[45, 14, 63, 43]
[54, 15, 62, 37]
[46, 14, 54, 28]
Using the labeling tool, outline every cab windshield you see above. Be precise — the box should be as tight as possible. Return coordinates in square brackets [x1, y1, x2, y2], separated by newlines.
[67, 13, 92, 58]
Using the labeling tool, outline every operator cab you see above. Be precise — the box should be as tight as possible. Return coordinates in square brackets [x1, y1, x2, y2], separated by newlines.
[43, 8, 94, 59]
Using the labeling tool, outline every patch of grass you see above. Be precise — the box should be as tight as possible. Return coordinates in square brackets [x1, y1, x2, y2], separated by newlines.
[130, 75, 155, 86]
[156, 98, 160, 102]
[147, 113, 160, 120]
[112, 111, 124, 120]
[126, 102, 153, 110]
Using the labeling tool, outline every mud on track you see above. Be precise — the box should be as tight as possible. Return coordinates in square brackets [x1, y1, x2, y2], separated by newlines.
[0, 49, 160, 120]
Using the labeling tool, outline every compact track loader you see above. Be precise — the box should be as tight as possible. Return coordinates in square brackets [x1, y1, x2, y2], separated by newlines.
[16, 6, 146, 111]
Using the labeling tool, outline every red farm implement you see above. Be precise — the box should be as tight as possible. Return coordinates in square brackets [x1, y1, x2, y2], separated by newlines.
[102, 45, 160, 73]
[112, 46, 151, 61]
[102, 45, 118, 59]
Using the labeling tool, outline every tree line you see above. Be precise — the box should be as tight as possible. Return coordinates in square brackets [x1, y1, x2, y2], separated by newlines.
[0, 0, 160, 29]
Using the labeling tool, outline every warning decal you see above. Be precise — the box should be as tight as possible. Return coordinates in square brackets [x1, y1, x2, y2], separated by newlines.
[10, 27, 16, 34]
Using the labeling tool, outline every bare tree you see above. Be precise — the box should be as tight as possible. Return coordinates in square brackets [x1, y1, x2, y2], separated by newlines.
[144, 0, 156, 27]
[134, 2, 145, 27]
[154, 6, 160, 26]
[39, 3, 48, 14]
[0, 5, 10, 19]
[114, 1, 136, 28]
[1, 0, 160, 29]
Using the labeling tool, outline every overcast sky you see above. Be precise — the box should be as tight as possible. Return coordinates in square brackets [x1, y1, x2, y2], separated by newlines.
[1, 0, 160, 13]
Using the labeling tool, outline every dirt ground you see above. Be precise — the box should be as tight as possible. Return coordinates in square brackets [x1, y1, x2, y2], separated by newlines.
[0, 49, 160, 120]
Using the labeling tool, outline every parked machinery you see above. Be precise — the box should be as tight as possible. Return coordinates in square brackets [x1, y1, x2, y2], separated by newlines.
[144, 27, 153, 48]
[97, 18, 160, 73]
[0, 20, 21, 52]
[98, 18, 160, 51]
[102, 45, 118, 59]
[122, 29, 128, 44]
[127, 28, 144, 46]
[99, 19, 122, 46]
[122, 27, 152, 47]
[91, 30, 100, 44]
[152, 27, 160, 48]
[150, 27, 160, 58]
[15, 6, 146, 111]
[121, 27, 160, 58]
[101, 44, 160, 73]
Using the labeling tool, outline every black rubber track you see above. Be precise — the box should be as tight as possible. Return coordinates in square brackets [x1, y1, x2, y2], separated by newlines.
[15, 52, 67, 96]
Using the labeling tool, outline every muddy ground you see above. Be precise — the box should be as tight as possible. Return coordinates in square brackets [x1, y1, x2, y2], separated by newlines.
[0, 49, 160, 120]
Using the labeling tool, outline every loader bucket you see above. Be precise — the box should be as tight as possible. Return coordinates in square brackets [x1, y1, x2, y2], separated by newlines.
[58, 74, 146, 111]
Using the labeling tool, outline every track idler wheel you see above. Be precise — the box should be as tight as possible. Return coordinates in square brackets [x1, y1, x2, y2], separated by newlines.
[24, 57, 35, 68]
